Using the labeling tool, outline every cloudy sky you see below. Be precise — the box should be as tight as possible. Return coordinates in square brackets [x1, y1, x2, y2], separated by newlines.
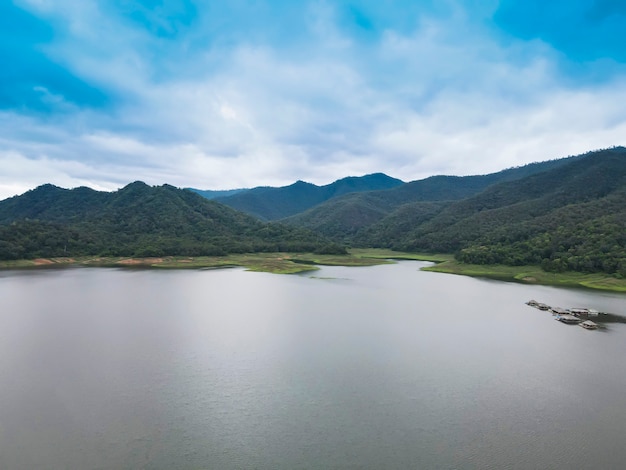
[1, 0, 625, 199]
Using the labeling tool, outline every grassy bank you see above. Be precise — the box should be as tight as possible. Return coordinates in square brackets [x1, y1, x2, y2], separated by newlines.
[2, 250, 625, 292]
[0, 251, 394, 275]
[347, 248, 453, 263]
[423, 260, 626, 293]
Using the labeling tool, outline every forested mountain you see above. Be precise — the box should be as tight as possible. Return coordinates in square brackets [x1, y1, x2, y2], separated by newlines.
[0, 184, 110, 224]
[186, 188, 247, 200]
[281, 154, 585, 240]
[0, 182, 343, 260]
[205, 173, 404, 220]
[354, 147, 626, 276]
[2, 148, 624, 276]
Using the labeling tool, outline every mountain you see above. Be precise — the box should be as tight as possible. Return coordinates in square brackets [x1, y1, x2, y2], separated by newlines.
[0, 183, 110, 224]
[356, 147, 626, 276]
[0, 182, 343, 260]
[281, 154, 585, 240]
[200, 173, 405, 220]
[186, 188, 248, 200]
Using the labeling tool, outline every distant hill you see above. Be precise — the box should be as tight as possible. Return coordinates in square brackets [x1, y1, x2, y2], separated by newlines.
[355, 147, 626, 276]
[0, 182, 343, 260]
[201, 173, 405, 220]
[282, 155, 585, 240]
[186, 188, 248, 200]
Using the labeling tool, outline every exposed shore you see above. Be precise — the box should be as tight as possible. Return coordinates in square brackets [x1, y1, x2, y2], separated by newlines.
[0, 251, 393, 275]
[1, 249, 625, 293]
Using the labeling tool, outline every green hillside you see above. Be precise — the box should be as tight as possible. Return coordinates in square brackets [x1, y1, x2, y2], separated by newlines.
[358, 147, 626, 276]
[209, 173, 404, 220]
[282, 154, 584, 240]
[185, 188, 247, 200]
[0, 182, 344, 260]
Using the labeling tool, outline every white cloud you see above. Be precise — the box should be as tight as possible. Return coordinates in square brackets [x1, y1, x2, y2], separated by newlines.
[0, 150, 119, 199]
[2, 0, 625, 202]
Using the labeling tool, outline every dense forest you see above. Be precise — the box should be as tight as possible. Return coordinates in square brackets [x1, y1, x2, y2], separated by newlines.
[0, 182, 345, 260]
[352, 148, 626, 277]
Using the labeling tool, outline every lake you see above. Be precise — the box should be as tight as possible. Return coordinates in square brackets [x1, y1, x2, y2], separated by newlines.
[1, 261, 625, 469]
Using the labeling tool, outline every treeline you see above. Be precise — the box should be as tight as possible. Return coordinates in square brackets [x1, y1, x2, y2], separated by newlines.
[455, 206, 626, 277]
[0, 220, 344, 259]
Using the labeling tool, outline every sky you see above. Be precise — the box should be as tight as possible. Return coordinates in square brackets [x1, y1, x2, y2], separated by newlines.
[1, 0, 626, 199]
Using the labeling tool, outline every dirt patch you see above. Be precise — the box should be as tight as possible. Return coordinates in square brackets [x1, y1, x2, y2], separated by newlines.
[117, 258, 164, 265]
[33, 259, 54, 265]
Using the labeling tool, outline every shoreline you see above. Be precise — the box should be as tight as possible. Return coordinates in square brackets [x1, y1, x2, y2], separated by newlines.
[1, 250, 625, 293]
[422, 260, 626, 293]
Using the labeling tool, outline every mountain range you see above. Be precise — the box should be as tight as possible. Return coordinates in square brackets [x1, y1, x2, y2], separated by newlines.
[189, 173, 404, 220]
[356, 148, 626, 275]
[0, 182, 343, 259]
[1, 147, 624, 276]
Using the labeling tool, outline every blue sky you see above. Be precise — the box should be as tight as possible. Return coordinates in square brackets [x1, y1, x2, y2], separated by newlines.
[1, 0, 625, 199]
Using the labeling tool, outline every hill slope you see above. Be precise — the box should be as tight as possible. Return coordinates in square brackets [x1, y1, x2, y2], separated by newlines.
[186, 188, 247, 200]
[282, 155, 585, 240]
[0, 182, 343, 259]
[206, 173, 405, 220]
[358, 147, 626, 275]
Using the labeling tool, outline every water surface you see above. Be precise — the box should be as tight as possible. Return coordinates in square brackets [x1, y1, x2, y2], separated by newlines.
[0, 262, 625, 469]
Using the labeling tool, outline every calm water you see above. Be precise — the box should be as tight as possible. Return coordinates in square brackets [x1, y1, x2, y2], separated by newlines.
[0, 261, 625, 469]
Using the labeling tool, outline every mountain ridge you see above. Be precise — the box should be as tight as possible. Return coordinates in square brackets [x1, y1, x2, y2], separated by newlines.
[193, 172, 405, 220]
[354, 147, 626, 275]
[0, 182, 343, 259]
[280, 153, 588, 239]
